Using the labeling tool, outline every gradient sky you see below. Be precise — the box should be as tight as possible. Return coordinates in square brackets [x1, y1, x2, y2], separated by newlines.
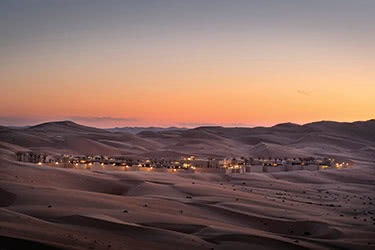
[1, 0, 374, 128]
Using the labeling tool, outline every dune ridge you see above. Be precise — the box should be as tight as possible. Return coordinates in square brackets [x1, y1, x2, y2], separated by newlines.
[1, 120, 375, 160]
[0, 157, 375, 249]
[0, 120, 374, 249]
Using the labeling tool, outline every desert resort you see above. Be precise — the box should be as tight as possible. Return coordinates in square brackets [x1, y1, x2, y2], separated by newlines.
[15, 151, 351, 174]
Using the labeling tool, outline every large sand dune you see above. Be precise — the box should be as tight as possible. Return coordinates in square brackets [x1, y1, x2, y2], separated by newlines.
[0, 158, 374, 249]
[1, 120, 375, 160]
[0, 120, 374, 249]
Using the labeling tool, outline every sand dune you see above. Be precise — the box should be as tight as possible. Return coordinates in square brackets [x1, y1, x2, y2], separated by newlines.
[2, 120, 375, 160]
[1, 157, 375, 249]
[249, 142, 309, 158]
[0, 120, 375, 249]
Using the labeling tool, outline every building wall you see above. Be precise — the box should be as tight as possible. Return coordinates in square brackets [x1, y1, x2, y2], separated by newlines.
[190, 160, 209, 168]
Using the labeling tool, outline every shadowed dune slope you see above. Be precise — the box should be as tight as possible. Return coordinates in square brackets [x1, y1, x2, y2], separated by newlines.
[1, 120, 375, 249]
[0, 160, 374, 250]
[1, 120, 374, 160]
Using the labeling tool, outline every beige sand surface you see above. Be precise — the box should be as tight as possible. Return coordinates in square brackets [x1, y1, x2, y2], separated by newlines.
[1, 158, 374, 250]
[1, 120, 375, 159]
[1, 120, 375, 249]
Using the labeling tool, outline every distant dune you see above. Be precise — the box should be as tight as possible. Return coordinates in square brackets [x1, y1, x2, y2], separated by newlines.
[1, 120, 374, 161]
[106, 126, 187, 134]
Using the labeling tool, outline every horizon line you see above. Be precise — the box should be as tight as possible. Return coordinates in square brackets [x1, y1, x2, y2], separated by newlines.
[2, 118, 375, 130]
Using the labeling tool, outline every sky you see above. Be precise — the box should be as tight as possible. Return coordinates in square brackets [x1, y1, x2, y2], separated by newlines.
[1, 0, 374, 128]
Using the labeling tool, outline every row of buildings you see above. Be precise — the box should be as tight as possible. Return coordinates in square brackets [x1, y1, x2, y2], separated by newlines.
[15, 152, 350, 173]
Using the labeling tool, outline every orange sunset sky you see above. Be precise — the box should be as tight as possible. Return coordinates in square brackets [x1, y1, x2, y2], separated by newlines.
[1, 0, 374, 128]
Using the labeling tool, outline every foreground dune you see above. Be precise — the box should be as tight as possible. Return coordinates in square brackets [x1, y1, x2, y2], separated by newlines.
[0, 158, 374, 250]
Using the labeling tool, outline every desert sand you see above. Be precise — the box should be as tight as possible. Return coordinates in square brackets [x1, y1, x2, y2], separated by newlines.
[1, 159, 375, 250]
[1, 120, 375, 249]
[1, 120, 375, 161]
